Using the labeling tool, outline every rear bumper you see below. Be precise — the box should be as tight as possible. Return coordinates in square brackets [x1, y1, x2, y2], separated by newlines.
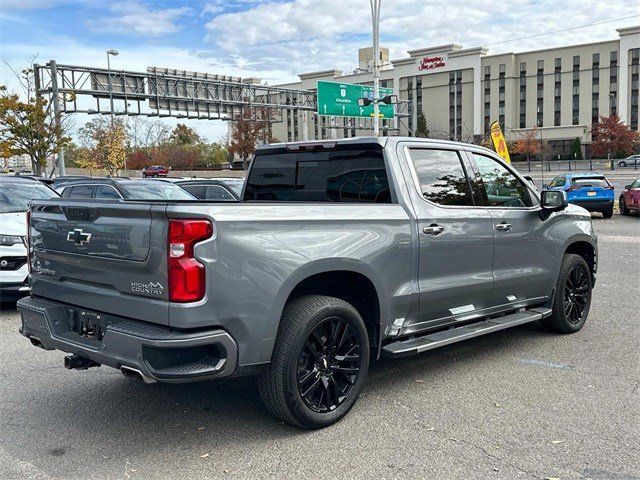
[17, 296, 238, 383]
[570, 199, 614, 211]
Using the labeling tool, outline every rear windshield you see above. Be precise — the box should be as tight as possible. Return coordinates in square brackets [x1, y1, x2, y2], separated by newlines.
[571, 177, 610, 188]
[0, 181, 57, 213]
[243, 145, 391, 203]
[119, 182, 196, 200]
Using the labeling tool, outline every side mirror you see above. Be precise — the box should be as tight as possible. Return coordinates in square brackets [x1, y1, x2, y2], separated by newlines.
[540, 190, 568, 220]
[624, 184, 631, 189]
[542, 183, 549, 189]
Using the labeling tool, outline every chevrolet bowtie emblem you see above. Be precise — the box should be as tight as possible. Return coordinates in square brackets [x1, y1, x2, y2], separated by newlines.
[67, 228, 92, 246]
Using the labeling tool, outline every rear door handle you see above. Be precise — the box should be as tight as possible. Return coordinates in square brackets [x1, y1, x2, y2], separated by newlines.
[423, 224, 445, 235]
[495, 222, 512, 231]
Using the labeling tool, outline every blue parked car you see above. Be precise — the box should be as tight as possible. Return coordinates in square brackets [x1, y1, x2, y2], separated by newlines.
[546, 173, 615, 218]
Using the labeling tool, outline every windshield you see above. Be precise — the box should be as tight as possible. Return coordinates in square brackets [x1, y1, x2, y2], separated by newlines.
[120, 181, 196, 200]
[572, 177, 610, 188]
[0, 181, 57, 213]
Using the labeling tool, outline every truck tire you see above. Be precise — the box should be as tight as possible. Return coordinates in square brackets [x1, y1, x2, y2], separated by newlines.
[257, 295, 370, 429]
[541, 254, 592, 334]
[602, 206, 614, 218]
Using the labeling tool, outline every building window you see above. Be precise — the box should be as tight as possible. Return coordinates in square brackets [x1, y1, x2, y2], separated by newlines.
[484, 66, 491, 133]
[632, 48, 639, 130]
[416, 77, 423, 114]
[610, 51, 618, 116]
[519, 61, 527, 128]
[449, 70, 462, 140]
[572, 55, 580, 125]
[407, 77, 414, 135]
[537, 60, 544, 127]
[553, 58, 561, 126]
[498, 64, 505, 130]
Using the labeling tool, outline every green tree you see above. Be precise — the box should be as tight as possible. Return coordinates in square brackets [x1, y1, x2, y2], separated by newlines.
[0, 67, 70, 175]
[571, 137, 583, 159]
[415, 113, 429, 138]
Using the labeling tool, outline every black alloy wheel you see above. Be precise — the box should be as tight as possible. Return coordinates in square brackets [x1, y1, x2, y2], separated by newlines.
[563, 264, 590, 325]
[296, 317, 362, 413]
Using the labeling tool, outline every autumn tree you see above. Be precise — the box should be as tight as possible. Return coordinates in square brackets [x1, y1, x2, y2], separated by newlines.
[228, 107, 259, 170]
[591, 114, 639, 158]
[0, 66, 70, 175]
[415, 113, 429, 138]
[170, 123, 202, 146]
[79, 118, 128, 176]
[511, 127, 541, 159]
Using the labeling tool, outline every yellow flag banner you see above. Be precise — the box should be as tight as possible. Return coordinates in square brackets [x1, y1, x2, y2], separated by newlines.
[489, 121, 511, 164]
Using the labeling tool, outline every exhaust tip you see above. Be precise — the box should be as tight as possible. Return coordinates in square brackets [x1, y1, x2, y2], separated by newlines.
[30, 336, 45, 349]
[121, 366, 155, 384]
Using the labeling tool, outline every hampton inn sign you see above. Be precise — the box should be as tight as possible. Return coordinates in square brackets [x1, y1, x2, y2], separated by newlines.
[418, 56, 446, 70]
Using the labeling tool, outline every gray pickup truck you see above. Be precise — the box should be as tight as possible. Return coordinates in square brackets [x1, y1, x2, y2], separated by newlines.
[18, 137, 597, 429]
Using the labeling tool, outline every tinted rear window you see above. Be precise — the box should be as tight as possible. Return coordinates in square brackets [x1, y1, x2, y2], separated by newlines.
[572, 177, 610, 188]
[243, 145, 390, 203]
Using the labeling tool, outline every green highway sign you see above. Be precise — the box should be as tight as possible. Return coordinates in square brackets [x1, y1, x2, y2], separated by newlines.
[316, 80, 395, 119]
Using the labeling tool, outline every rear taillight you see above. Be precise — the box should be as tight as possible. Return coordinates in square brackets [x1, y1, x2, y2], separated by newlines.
[26, 210, 31, 274]
[168, 219, 213, 303]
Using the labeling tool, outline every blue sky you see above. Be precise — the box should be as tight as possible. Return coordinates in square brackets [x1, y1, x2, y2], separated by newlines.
[1, 0, 638, 141]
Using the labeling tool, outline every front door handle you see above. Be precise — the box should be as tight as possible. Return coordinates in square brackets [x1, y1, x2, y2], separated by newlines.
[495, 222, 512, 231]
[423, 224, 445, 235]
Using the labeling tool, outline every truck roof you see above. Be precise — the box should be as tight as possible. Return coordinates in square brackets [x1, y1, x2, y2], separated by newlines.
[257, 136, 495, 155]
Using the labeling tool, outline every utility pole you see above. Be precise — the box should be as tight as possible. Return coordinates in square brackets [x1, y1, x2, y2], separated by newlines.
[49, 60, 65, 177]
[370, 0, 381, 136]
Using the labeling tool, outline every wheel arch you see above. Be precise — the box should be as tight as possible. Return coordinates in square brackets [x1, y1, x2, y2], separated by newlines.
[563, 238, 597, 284]
[271, 260, 386, 360]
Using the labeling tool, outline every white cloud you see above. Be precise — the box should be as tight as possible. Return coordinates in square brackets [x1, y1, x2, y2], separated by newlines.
[204, 0, 639, 76]
[86, 2, 193, 36]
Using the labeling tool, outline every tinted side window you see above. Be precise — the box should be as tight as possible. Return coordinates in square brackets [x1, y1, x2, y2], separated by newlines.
[69, 185, 95, 198]
[204, 185, 234, 200]
[181, 185, 206, 199]
[472, 154, 535, 207]
[94, 185, 121, 199]
[244, 147, 390, 203]
[408, 149, 474, 206]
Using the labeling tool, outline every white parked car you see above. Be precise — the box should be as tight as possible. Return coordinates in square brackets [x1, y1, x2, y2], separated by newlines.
[0, 177, 58, 299]
[618, 155, 640, 168]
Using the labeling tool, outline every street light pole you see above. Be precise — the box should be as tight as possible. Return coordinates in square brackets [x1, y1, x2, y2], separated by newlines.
[106, 49, 118, 126]
[370, 0, 381, 136]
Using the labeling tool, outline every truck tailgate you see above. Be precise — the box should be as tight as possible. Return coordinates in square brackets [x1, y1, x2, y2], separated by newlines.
[28, 199, 170, 325]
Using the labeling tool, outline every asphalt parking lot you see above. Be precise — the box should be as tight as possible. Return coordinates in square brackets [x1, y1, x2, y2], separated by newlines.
[0, 215, 638, 480]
